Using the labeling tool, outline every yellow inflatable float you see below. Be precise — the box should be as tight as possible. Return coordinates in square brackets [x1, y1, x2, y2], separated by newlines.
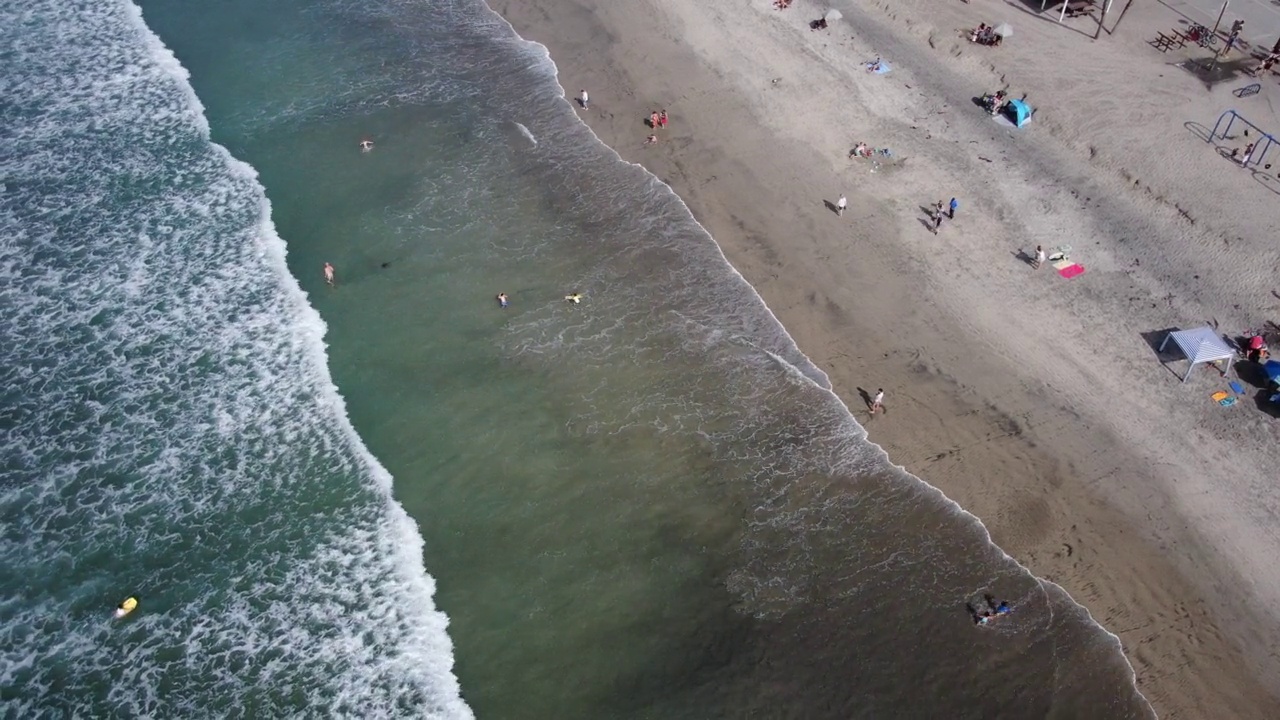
[114, 597, 138, 619]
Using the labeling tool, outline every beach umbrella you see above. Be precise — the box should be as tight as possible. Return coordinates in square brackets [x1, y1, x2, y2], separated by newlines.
[824, 9, 843, 22]
[994, 22, 1013, 37]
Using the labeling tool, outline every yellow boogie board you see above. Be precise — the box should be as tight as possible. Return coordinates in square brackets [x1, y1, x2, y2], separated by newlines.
[114, 597, 138, 619]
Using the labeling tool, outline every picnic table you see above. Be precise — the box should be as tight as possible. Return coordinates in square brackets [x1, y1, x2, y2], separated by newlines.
[1151, 29, 1188, 53]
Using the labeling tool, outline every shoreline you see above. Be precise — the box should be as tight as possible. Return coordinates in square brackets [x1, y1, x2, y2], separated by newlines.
[491, 0, 1280, 715]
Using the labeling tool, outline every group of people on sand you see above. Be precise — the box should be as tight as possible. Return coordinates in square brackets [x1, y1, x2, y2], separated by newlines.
[848, 141, 893, 159]
[969, 24, 1002, 47]
[923, 198, 958, 235]
[644, 108, 669, 147]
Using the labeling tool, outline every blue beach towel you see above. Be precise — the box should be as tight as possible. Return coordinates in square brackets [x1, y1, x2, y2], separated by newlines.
[1229, 381, 1244, 395]
[866, 59, 892, 74]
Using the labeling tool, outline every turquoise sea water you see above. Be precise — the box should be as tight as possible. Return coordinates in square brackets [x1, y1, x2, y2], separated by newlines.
[3, 0, 1155, 717]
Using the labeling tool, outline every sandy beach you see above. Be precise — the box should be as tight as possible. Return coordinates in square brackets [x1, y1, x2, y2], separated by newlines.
[492, 0, 1280, 715]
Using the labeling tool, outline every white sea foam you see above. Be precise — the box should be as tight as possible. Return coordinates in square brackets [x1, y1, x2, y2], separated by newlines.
[0, 0, 473, 716]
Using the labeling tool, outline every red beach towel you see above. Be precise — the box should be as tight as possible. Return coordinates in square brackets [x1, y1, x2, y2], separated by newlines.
[1057, 263, 1086, 279]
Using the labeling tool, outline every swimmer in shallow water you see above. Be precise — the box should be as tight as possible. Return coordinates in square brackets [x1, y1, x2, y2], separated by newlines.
[564, 292, 582, 304]
[359, 138, 374, 152]
[497, 292, 509, 308]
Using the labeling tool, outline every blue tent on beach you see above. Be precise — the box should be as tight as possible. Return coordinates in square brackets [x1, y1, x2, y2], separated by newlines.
[1006, 99, 1033, 128]
[1264, 360, 1280, 400]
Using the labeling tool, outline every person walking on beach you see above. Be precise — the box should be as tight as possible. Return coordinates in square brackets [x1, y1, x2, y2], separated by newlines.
[948, 197, 958, 219]
[870, 388, 885, 414]
[1033, 245, 1045, 269]
[1225, 20, 1244, 56]
[579, 89, 589, 109]
[836, 194, 847, 216]
[323, 262, 335, 286]
[931, 208, 943, 234]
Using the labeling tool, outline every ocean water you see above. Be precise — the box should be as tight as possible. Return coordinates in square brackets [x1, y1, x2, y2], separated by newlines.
[2, 0, 1155, 717]
[1, 0, 469, 716]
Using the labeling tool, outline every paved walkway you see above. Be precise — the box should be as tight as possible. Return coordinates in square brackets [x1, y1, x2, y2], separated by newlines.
[1159, 0, 1280, 50]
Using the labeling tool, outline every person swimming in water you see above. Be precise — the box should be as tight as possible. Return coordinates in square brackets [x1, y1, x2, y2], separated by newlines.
[564, 292, 582, 304]
[359, 138, 374, 152]
[497, 292, 509, 308]
[115, 596, 139, 618]
[969, 595, 1011, 625]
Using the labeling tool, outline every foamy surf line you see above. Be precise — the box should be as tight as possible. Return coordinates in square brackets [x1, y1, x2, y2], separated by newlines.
[0, 0, 474, 715]
[480, 2, 1152, 713]
[126, 2, 475, 715]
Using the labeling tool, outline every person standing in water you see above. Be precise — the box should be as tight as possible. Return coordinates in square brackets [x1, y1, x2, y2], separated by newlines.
[496, 292, 509, 308]
[324, 262, 335, 287]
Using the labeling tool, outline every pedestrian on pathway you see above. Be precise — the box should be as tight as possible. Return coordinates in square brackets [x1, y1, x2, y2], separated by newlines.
[1033, 245, 1045, 269]
[579, 89, 589, 109]
[1225, 20, 1244, 55]
[837, 194, 847, 215]
[949, 197, 958, 219]
[870, 388, 885, 414]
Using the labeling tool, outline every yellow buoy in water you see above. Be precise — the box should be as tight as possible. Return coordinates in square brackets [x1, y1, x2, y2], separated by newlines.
[114, 597, 138, 619]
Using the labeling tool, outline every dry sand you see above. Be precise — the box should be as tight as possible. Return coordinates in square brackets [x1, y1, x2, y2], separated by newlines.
[491, 0, 1280, 715]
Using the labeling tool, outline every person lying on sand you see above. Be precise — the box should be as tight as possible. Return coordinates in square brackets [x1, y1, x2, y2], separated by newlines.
[849, 142, 870, 159]
[644, 134, 658, 146]
[565, 292, 582, 304]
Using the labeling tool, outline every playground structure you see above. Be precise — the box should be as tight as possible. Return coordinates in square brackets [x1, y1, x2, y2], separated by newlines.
[1208, 110, 1277, 170]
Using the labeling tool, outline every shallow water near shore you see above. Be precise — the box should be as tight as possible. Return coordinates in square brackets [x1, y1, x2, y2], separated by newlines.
[4, 0, 1153, 715]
